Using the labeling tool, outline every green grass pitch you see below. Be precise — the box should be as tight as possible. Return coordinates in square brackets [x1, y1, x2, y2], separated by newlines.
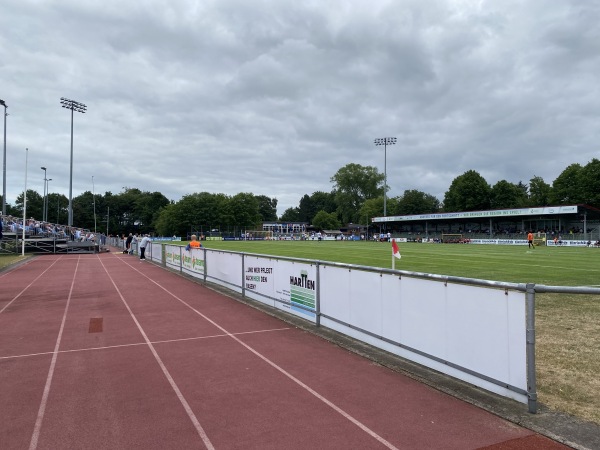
[197, 240, 599, 287]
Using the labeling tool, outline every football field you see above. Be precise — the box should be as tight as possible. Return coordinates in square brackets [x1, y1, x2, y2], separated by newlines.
[199, 239, 600, 287]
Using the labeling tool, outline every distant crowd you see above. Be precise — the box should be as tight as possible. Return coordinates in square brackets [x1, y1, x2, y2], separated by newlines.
[0, 214, 107, 244]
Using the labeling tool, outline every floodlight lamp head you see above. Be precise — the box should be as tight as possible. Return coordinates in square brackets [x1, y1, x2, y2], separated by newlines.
[41, 166, 46, 171]
[0, 99, 6, 107]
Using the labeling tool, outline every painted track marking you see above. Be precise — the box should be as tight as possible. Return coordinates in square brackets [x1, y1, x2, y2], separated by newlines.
[98, 257, 216, 450]
[0, 258, 61, 314]
[29, 256, 79, 450]
[119, 257, 399, 450]
[0, 327, 291, 360]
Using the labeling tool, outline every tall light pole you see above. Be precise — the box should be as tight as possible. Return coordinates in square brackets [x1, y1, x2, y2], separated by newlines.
[1, 98, 7, 216]
[22, 148, 28, 255]
[41, 166, 47, 222]
[92, 175, 97, 233]
[60, 97, 86, 227]
[374, 137, 396, 217]
[46, 178, 52, 223]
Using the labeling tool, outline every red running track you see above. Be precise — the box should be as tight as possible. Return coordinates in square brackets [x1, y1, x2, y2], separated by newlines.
[0, 253, 569, 450]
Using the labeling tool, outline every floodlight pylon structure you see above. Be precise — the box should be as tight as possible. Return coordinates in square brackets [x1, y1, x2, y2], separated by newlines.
[374, 137, 397, 217]
[60, 97, 86, 227]
[92, 175, 97, 233]
[1, 99, 7, 216]
[41, 166, 47, 222]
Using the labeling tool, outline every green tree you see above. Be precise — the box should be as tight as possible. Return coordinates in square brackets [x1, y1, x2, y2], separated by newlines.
[550, 163, 583, 204]
[331, 163, 384, 224]
[310, 191, 337, 214]
[297, 194, 313, 223]
[134, 191, 170, 233]
[312, 210, 341, 230]
[280, 207, 300, 222]
[395, 190, 440, 215]
[256, 195, 278, 222]
[0, 195, 18, 216]
[229, 193, 261, 229]
[443, 170, 491, 212]
[579, 158, 600, 208]
[72, 191, 96, 229]
[528, 176, 551, 206]
[359, 198, 384, 225]
[155, 202, 181, 236]
[15, 189, 44, 220]
[490, 180, 528, 209]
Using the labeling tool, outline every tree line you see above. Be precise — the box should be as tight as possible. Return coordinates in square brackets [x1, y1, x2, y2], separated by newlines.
[2, 158, 598, 235]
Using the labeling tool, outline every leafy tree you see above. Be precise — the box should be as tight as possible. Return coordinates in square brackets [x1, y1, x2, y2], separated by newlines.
[490, 180, 528, 209]
[155, 202, 183, 236]
[312, 210, 341, 230]
[443, 170, 491, 212]
[280, 207, 300, 222]
[395, 190, 440, 215]
[331, 163, 384, 224]
[134, 191, 169, 233]
[229, 193, 261, 229]
[297, 191, 337, 223]
[310, 191, 337, 214]
[528, 176, 551, 206]
[578, 158, 600, 208]
[14, 189, 44, 219]
[0, 195, 18, 216]
[174, 193, 210, 234]
[72, 191, 96, 229]
[359, 198, 384, 226]
[550, 163, 583, 204]
[256, 195, 278, 222]
[297, 194, 313, 223]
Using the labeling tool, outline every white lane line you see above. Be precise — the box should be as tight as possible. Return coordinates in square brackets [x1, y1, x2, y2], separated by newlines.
[0, 258, 62, 314]
[29, 256, 80, 450]
[121, 260, 399, 450]
[1, 327, 291, 361]
[98, 257, 216, 450]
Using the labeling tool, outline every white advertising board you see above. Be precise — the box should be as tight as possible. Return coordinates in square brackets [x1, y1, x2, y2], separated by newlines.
[182, 248, 205, 279]
[243, 256, 317, 322]
[165, 245, 182, 271]
[150, 242, 162, 263]
[319, 266, 527, 403]
[205, 250, 243, 293]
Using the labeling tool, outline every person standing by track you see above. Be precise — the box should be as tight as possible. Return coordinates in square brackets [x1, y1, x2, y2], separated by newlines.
[139, 234, 151, 260]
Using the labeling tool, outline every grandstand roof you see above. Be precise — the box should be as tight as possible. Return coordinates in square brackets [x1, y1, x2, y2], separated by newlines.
[372, 204, 600, 224]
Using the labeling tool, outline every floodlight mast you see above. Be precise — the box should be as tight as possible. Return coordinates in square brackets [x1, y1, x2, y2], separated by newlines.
[1, 99, 7, 216]
[374, 137, 397, 218]
[60, 97, 86, 227]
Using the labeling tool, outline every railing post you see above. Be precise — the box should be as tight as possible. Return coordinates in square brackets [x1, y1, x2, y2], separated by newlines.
[241, 254, 246, 298]
[315, 262, 321, 327]
[526, 283, 538, 413]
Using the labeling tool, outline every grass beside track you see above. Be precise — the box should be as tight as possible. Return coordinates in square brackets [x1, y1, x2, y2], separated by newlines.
[194, 239, 600, 424]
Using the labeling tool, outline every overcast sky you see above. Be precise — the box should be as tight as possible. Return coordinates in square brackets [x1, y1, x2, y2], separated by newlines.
[1, 0, 599, 216]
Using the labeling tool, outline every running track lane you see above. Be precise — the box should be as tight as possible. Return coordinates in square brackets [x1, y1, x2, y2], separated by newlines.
[0, 253, 569, 449]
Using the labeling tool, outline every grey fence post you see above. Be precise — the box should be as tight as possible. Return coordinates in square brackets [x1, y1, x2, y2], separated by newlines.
[203, 247, 207, 282]
[526, 283, 538, 413]
[179, 246, 183, 273]
[241, 254, 246, 298]
[315, 262, 321, 327]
